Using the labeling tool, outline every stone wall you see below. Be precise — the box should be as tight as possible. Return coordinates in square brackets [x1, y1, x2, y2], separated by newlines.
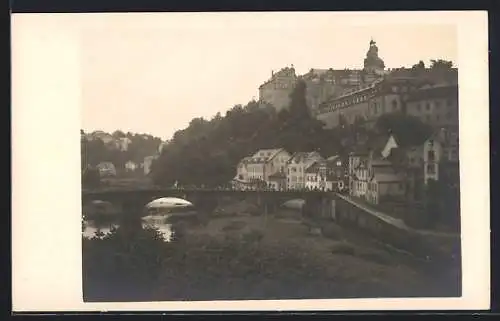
[333, 196, 459, 260]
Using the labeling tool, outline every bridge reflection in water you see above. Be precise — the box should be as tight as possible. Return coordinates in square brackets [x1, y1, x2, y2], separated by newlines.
[82, 215, 174, 242]
[82, 195, 207, 241]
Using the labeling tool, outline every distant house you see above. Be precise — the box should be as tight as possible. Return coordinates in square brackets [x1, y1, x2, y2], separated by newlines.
[158, 141, 168, 154]
[232, 148, 291, 190]
[348, 135, 406, 204]
[143, 156, 157, 175]
[304, 155, 346, 191]
[305, 161, 324, 190]
[91, 131, 115, 145]
[125, 160, 138, 172]
[286, 151, 323, 190]
[96, 162, 117, 177]
[366, 172, 406, 205]
[325, 156, 348, 192]
[348, 126, 459, 205]
[119, 137, 132, 151]
[268, 171, 287, 191]
[232, 156, 253, 190]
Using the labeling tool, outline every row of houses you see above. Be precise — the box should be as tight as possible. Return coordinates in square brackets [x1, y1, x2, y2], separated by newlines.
[82, 130, 133, 152]
[348, 127, 459, 205]
[86, 155, 158, 178]
[232, 148, 347, 192]
[232, 123, 458, 208]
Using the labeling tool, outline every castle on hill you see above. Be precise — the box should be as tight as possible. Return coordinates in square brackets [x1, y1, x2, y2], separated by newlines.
[257, 39, 457, 122]
[258, 39, 388, 112]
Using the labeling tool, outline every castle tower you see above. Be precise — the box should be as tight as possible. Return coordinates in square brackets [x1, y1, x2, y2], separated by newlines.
[363, 39, 385, 75]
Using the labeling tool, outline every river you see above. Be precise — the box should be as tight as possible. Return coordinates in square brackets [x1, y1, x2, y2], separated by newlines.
[82, 215, 173, 241]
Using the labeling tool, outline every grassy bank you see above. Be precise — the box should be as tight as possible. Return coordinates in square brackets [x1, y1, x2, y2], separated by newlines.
[83, 212, 460, 302]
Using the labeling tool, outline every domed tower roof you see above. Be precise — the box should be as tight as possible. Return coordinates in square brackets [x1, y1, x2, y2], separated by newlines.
[363, 39, 385, 74]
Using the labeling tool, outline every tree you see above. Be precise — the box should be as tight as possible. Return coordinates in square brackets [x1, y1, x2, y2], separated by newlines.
[82, 167, 101, 188]
[150, 83, 341, 187]
[412, 60, 425, 69]
[375, 113, 432, 147]
[112, 130, 126, 138]
[430, 59, 453, 69]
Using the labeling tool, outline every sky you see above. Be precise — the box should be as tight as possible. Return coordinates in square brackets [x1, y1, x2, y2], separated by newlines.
[79, 13, 458, 140]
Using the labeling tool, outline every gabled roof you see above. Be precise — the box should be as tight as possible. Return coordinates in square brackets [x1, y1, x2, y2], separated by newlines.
[327, 155, 340, 162]
[406, 83, 458, 102]
[287, 151, 323, 164]
[239, 156, 253, 165]
[305, 161, 324, 173]
[248, 148, 288, 164]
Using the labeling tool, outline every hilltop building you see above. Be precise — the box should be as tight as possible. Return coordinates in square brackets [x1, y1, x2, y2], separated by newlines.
[258, 66, 298, 112]
[258, 40, 389, 113]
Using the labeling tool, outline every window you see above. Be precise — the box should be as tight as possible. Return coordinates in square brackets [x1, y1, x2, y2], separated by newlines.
[399, 183, 404, 191]
[427, 164, 436, 174]
[428, 150, 436, 162]
[392, 99, 398, 110]
[426, 102, 431, 110]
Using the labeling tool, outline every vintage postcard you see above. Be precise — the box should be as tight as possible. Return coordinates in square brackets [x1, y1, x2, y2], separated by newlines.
[11, 11, 490, 312]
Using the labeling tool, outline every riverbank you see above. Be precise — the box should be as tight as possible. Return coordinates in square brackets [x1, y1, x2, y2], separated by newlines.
[83, 211, 460, 302]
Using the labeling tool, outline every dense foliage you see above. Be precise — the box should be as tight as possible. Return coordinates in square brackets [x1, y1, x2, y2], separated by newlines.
[150, 79, 434, 188]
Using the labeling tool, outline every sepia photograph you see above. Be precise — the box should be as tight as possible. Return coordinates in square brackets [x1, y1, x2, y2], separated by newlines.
[79, 14, 462, 302]
[12, 11, 490, 311]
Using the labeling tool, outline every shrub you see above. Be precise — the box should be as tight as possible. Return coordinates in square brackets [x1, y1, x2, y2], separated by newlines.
[242, 229, 264, 244]
[82, 224, 170, 301]
[222, 220, 247, 231]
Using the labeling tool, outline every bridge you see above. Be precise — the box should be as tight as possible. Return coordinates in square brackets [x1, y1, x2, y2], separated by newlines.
[82, 188, 337, 217]
[82, 187, 459, 261]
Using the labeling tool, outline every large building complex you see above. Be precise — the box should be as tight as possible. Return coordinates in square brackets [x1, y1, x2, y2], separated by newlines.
[257, 39, 458, 135]
[258, 39, 388, 113]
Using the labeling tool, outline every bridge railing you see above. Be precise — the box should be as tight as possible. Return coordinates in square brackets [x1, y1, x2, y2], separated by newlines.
[83, 186, 348, 194]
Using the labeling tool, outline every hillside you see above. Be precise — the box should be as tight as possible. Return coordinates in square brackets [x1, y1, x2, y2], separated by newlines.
[150, 79, 431, 187]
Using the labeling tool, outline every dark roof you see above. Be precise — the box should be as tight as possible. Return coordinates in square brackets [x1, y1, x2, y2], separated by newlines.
[391, 130, 433, 149]
[268, 172, 286, 179]
[349, 134, 390, 157]
[406, 83, 458, 102]
[305, 161, 324, 173]
[287, 151, 322, 164]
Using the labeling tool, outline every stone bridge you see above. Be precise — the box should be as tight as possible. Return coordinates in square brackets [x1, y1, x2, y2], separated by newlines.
[82, 188, 459, 261]
[82, 188, 338, 218]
